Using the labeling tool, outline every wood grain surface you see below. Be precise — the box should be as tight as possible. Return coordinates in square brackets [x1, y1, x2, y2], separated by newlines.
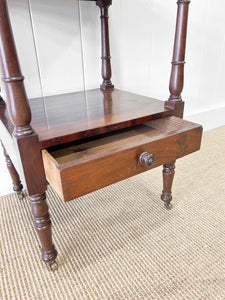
[29, 89, 173, 148]
[42, 116, 202, 201]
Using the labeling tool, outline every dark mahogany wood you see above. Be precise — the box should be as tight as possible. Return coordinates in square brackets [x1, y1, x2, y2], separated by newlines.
[0, 0, 57, 267]
[30, 89, 173, 148]
[96, 0, 114, 90]
[162, 0, 190, 207]
[161, 162, 176, 209]
[0, 89, 173, 148]
[1, 141, 23, 193]
[14, 133, 57, 266]
[165, 0, 190, 118]
[0, 0, 33, 137]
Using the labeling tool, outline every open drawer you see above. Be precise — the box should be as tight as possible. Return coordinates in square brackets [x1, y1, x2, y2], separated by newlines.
[42, 116, 202, 202]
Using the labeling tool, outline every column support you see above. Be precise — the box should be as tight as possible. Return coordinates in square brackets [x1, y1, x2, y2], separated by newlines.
[96, 0, 114, 90]
[165, 0, 191, 117]
[0, 0, 57, 269]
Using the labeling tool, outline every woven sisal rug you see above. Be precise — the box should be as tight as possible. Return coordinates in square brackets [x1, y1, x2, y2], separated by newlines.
[0, 126, 225, 299]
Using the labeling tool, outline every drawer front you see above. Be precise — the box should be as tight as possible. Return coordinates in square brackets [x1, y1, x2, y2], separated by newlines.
[42, 117, 202, 202]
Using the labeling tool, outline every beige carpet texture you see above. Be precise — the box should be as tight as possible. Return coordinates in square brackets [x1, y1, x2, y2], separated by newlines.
[0, 126, 225, 299]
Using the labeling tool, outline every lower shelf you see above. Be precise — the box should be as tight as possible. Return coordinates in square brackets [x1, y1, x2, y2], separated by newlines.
[42, 116, 202, 202]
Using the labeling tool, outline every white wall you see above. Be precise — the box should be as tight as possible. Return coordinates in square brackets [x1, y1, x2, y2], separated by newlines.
[1, 0, 225, 196]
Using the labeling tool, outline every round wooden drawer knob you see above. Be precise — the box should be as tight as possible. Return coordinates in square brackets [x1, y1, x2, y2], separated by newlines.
[139, 152, 156, 167]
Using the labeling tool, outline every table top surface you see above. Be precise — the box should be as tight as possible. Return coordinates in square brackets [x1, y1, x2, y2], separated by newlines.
[0, 89, 173, 148]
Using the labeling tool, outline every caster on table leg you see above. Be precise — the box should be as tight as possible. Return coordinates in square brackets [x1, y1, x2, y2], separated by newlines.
[17, 191, 25, 200]
[48, 260, 58, 272]
[164, 201, 173, 210]
[161, 192, 173, 210]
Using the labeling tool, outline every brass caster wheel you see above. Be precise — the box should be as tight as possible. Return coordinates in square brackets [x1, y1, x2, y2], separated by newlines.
[164, 202, 173, 210]
[17, 191, 25, 200]
[48, 261, 58, 272]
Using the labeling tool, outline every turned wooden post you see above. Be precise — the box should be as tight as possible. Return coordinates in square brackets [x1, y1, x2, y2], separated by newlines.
[165, 0, 190, 117]
[96, 0, 114, 90]
[161, 1, 190, 208]
[0, 0, 57, 268]
[0, 0, 33, 137]
[1, 141, 23, 195]
[29, 193, 57, 264]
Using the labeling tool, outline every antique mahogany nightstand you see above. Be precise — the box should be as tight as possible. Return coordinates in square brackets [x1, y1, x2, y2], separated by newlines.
[0, 0, 202, 270]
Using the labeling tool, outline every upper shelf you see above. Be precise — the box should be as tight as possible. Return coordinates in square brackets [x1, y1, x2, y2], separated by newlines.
[0, 89, 173, 148]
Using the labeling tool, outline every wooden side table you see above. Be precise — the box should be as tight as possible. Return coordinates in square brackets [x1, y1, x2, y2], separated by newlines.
[0, 0, 202, 270]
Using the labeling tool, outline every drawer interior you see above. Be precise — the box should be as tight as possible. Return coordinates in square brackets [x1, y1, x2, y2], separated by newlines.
[42, 116, 202, 202]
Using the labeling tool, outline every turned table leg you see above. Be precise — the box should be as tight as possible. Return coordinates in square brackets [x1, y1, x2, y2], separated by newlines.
[0, 0, 57, 269]
[29, 192, 58, 271]
[1, 142, 24, 199]
[161, 161, 175, 209]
